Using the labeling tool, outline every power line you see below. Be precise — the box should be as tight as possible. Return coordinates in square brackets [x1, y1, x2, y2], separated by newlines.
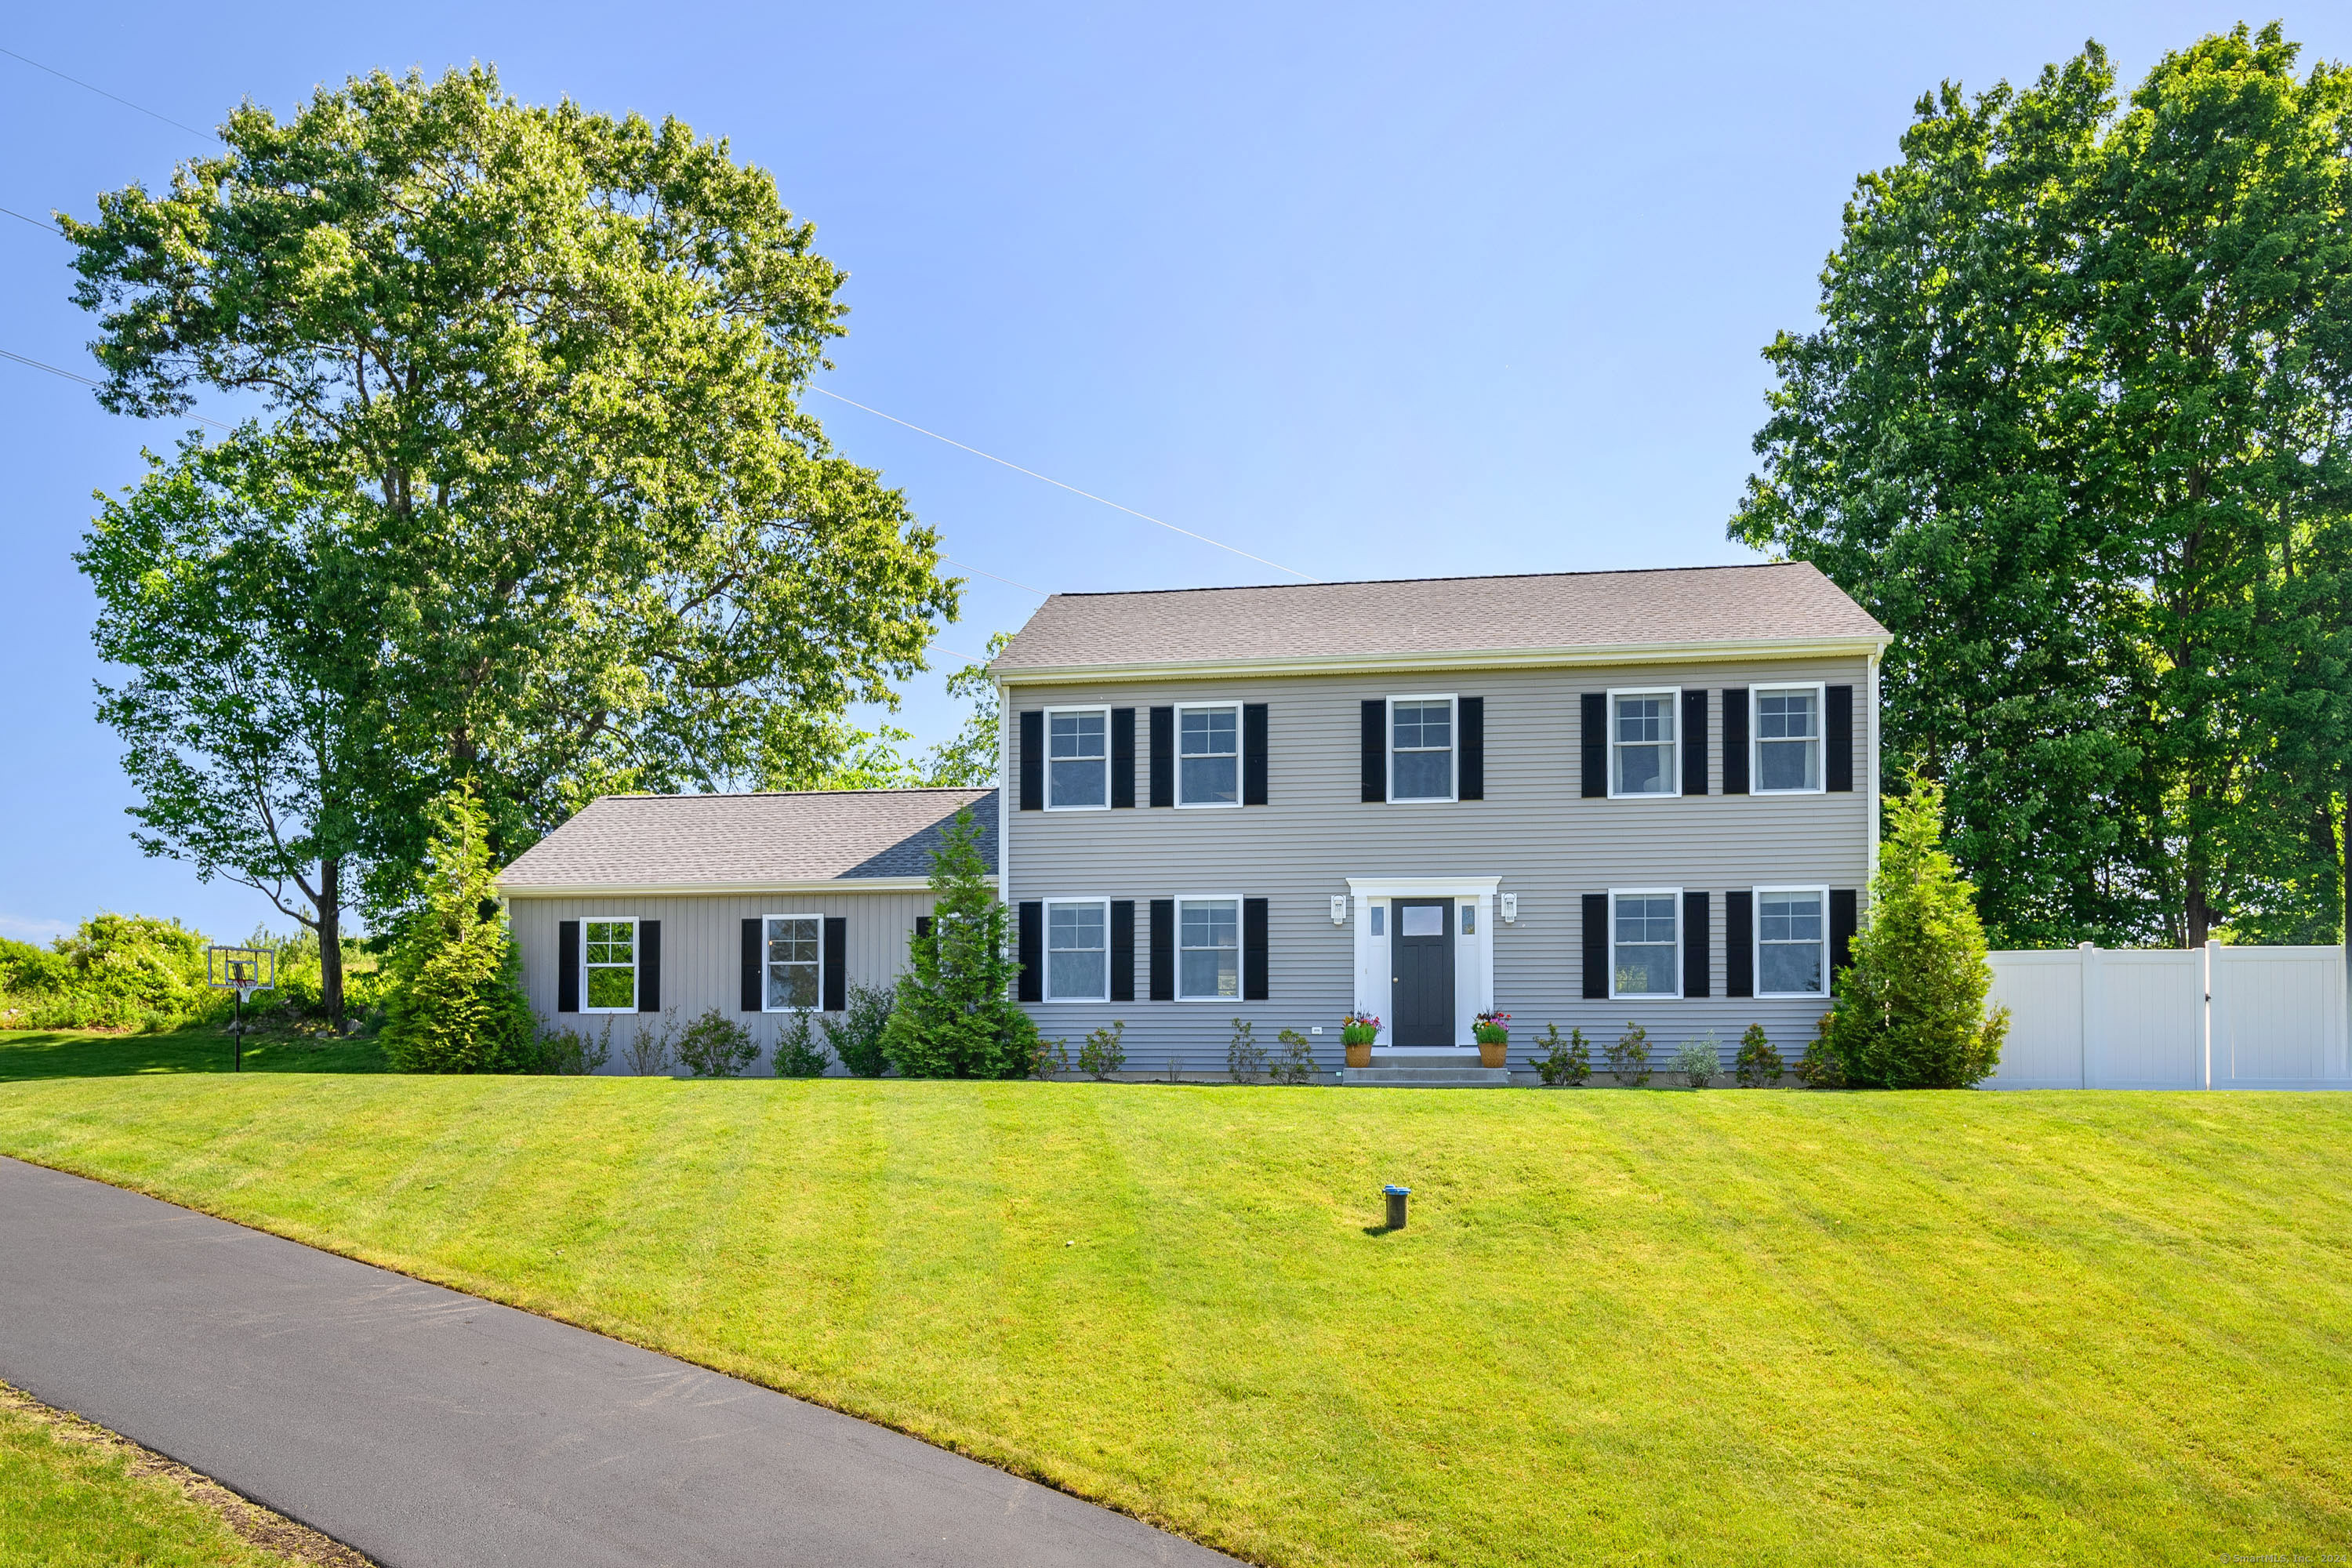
[1, 204, 63, 235]
[810, 387, 1318, 583]
[0, 47, 220, 143]
[0, 345, 236, 431]
[940, 555, 1047, 596]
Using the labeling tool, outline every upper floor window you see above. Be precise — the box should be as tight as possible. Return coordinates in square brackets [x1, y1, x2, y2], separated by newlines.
[1611, 691, 1679, 797]
[1390, 697, 1455, 801]
[765, 915, 822, 1011]
[1755, 685, 1823, 793]
[584, 919, 637, 1011]
[1047, 707, 1109, 809]
[1178, 703, 1240, 807]
[1046, 899, 1109, 1000]
[1178, 897, 1241, 999]
[1611, 891, 1679, 997]
[1758, 887, 1827, 996]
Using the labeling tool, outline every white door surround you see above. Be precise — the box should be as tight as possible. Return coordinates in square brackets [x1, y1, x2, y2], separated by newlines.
[1348, 877, 1498, 1048]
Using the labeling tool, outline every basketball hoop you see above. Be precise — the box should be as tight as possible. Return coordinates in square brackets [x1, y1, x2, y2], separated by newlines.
[207, 946, 276, 1073]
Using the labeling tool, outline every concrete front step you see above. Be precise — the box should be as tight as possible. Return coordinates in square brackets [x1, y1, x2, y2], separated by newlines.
[1340, 1065, 1512, 1087]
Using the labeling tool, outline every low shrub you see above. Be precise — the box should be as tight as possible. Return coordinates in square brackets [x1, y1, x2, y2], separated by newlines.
[1675, 1035, 1719, 1088]
[1795, 1013, 1846, 1089]
[1530, 1023, 1591, 1086]
[1734, 1024, 1782, 1087]
[1606, 1022, 1652, 1087]
[1078, 1021, 1127, 1080]
[677, 1009, 760, 1078]
[1272, 1028, 1316, 1084]
[1228, 1018, 1267, 1083]
[772, 1013, 831, 1079]
[1029, 1035, 1069, 1080]
[622, 1011, 677, 1076]
[0, 915, 228, 1033]
[534, 1022, 612, 1076]
[819, 983, 895, 1077]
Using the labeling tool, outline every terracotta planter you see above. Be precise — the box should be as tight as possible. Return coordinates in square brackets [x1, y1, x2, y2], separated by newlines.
[1345, 1038, 1374, 1068]
[1477, 1037, 1508, 1069]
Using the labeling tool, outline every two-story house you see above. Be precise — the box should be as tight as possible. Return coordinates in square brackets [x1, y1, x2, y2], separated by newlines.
[501, 561, 1889, 1080]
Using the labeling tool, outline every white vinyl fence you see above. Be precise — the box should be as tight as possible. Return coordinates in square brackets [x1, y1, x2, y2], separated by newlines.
[1983, 943, 2351, 1090]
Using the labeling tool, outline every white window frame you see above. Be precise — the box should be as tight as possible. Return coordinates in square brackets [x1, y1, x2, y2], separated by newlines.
[1608, 887, 1683, 1000]
[1752, 682, 1828, 795]
[1606, 687, 1682, 800]
[1386, 694, 1458, 804]
[760, 911, 826, 1013]
[1044, 704, 1112, 811]
[1043, 897, 1112, 1003]
[1174, 701, 1244, 810]
[1174, 894, 1246, 1002]
[1754, 884, 1831, 999]
[582, 916, 639, 1013]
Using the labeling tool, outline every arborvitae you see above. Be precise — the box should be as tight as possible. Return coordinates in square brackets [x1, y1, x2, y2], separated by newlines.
[380, 785, 535, 1073]
[882, 808, 1038, 1078]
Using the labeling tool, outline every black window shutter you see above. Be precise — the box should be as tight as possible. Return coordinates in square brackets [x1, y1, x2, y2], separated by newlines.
[822, 916, 847, 1011]
[1581, 693, 1607, 798]
[1682, 892, 1710, 999]
[558, 920, 580, 1012]
[1360, 700, 1387, 803]
[1457, 697, 1484, 800]
[638, 920, 662, 1013]
[1826, 685, 1855, 792]
[1110, 901, 1135, 1002]
[1724, 892, 1754, 998]
[1830, 889, 1859, 993]
[1017, 902, 1043, 1003]
[1149, 899, 1174, 1000]
[1149, 706, 1175, 808]
[915, 915, 932, 939]
[741, 917, 762, 1011]
[1018, 710, 1044, 811]
[1111, 708, 1136, 808]
[1581, 894, 1608, 999]
[1243, 703, 1269, 806]
[1722, 689, 1749, 794]
[1682, 689, 1708, 797]
[1243, 898, 1269, 1000]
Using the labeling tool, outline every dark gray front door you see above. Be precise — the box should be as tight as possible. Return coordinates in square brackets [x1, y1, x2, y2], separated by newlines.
[1391, 899, 1455, 1047]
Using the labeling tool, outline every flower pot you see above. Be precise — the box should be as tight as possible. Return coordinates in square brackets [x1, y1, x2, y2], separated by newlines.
[1345, 1039, 1373, 1068]
[1477, 1038, 1508, 1069]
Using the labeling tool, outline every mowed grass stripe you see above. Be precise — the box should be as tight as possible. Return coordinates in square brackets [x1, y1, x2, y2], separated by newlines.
[0, 1049, 2346, 1565]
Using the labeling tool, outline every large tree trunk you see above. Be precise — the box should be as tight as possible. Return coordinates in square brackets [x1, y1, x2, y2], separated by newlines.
[2185, 866, 2212, 949]
[317, 855, 346, 1027]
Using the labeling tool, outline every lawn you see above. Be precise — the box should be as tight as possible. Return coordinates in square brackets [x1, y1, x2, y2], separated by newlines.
[0, 1032, 2346, 1565]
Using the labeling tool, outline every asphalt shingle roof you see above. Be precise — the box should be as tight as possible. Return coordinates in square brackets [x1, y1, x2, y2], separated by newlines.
[498, 788, 996, 890]
[993, 561, 1886, 672]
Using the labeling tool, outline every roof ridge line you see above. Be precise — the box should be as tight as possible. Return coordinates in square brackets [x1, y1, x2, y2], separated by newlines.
[1044, 561, 1804, 601]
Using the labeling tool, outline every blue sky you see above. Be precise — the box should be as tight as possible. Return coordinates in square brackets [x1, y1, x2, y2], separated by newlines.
[2, 2, 2336, 942]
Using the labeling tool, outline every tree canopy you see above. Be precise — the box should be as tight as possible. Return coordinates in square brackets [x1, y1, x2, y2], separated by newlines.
[66, 65, 959, 918]
[1733, 24, 2352, 948]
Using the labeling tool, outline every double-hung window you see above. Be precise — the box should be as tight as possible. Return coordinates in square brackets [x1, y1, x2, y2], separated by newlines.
[1178, 703, 1240, 807]
[1610, 891, 1680, 997]
[1045, 900, 1109, 1001]
[1610, 690, 1679, 796]
[764, 914, 822, 1011]
[583, 919, 637, 1011]
[1047, 708, 1109, 809]
[1177, 898, 1241, 1000]
[1390, 697, 1455, 801]
[1757, 887, 1828, 996]
[1755, 685, 1824, 793]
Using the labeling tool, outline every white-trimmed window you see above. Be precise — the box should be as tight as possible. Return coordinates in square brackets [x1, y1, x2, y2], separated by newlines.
[1177, 702, 1241, 808]
[1610, 891, 1680, 998]
[1177, 897, 1241, 1000]
[583, 918, 637, 1011]
[1755, 684, 1824, 793]
[1389, 696, 1456, 802]
[1757, 887, 1828, 996]
[764, 914, 822, 1011]
[1610, 689, 1679, 797]
[1045, 899, 1109, 1001]
[1047, 707, 1109, 809]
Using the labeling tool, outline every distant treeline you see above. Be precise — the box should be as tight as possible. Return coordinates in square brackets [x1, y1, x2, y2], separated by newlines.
[0, 914, 383, 1033]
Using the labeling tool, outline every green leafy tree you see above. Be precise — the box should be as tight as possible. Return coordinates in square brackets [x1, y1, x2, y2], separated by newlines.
[380, 786, 535, 1073]
[63, 65, 960, 916]
[77, 434, 389, 1020]
[1822, 778, 2009, 1088]
[1732, 25, 2352, 949]
[882, 808, 1036, 1077]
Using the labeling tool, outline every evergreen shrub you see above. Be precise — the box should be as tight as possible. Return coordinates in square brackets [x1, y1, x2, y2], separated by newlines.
[1531, 1023, 1592, 1086]
[820, 983, 895, 1077]
[1078, 1021, 1127, 1080]
[882, 808, 1039, 1078]
[1606, 1022, 1652, 1087]
[1734, 1024, 1782, 1087]
[1272, 1028, 1316, 1084]
[379, 787, 535, 1073]
[769, 1013, 829, 1078]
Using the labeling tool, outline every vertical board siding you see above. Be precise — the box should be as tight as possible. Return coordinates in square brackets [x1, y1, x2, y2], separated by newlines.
[1983, 953, 2087, 1088]
[2213, 946, 2350, 1087]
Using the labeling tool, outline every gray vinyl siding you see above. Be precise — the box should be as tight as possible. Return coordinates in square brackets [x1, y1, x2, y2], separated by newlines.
[508, 890, 935, 1074]
[1006, 655, 1875, 1077]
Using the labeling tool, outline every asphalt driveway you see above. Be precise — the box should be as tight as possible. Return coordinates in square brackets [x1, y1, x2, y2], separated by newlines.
[0, 1155, 1233, 1567]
